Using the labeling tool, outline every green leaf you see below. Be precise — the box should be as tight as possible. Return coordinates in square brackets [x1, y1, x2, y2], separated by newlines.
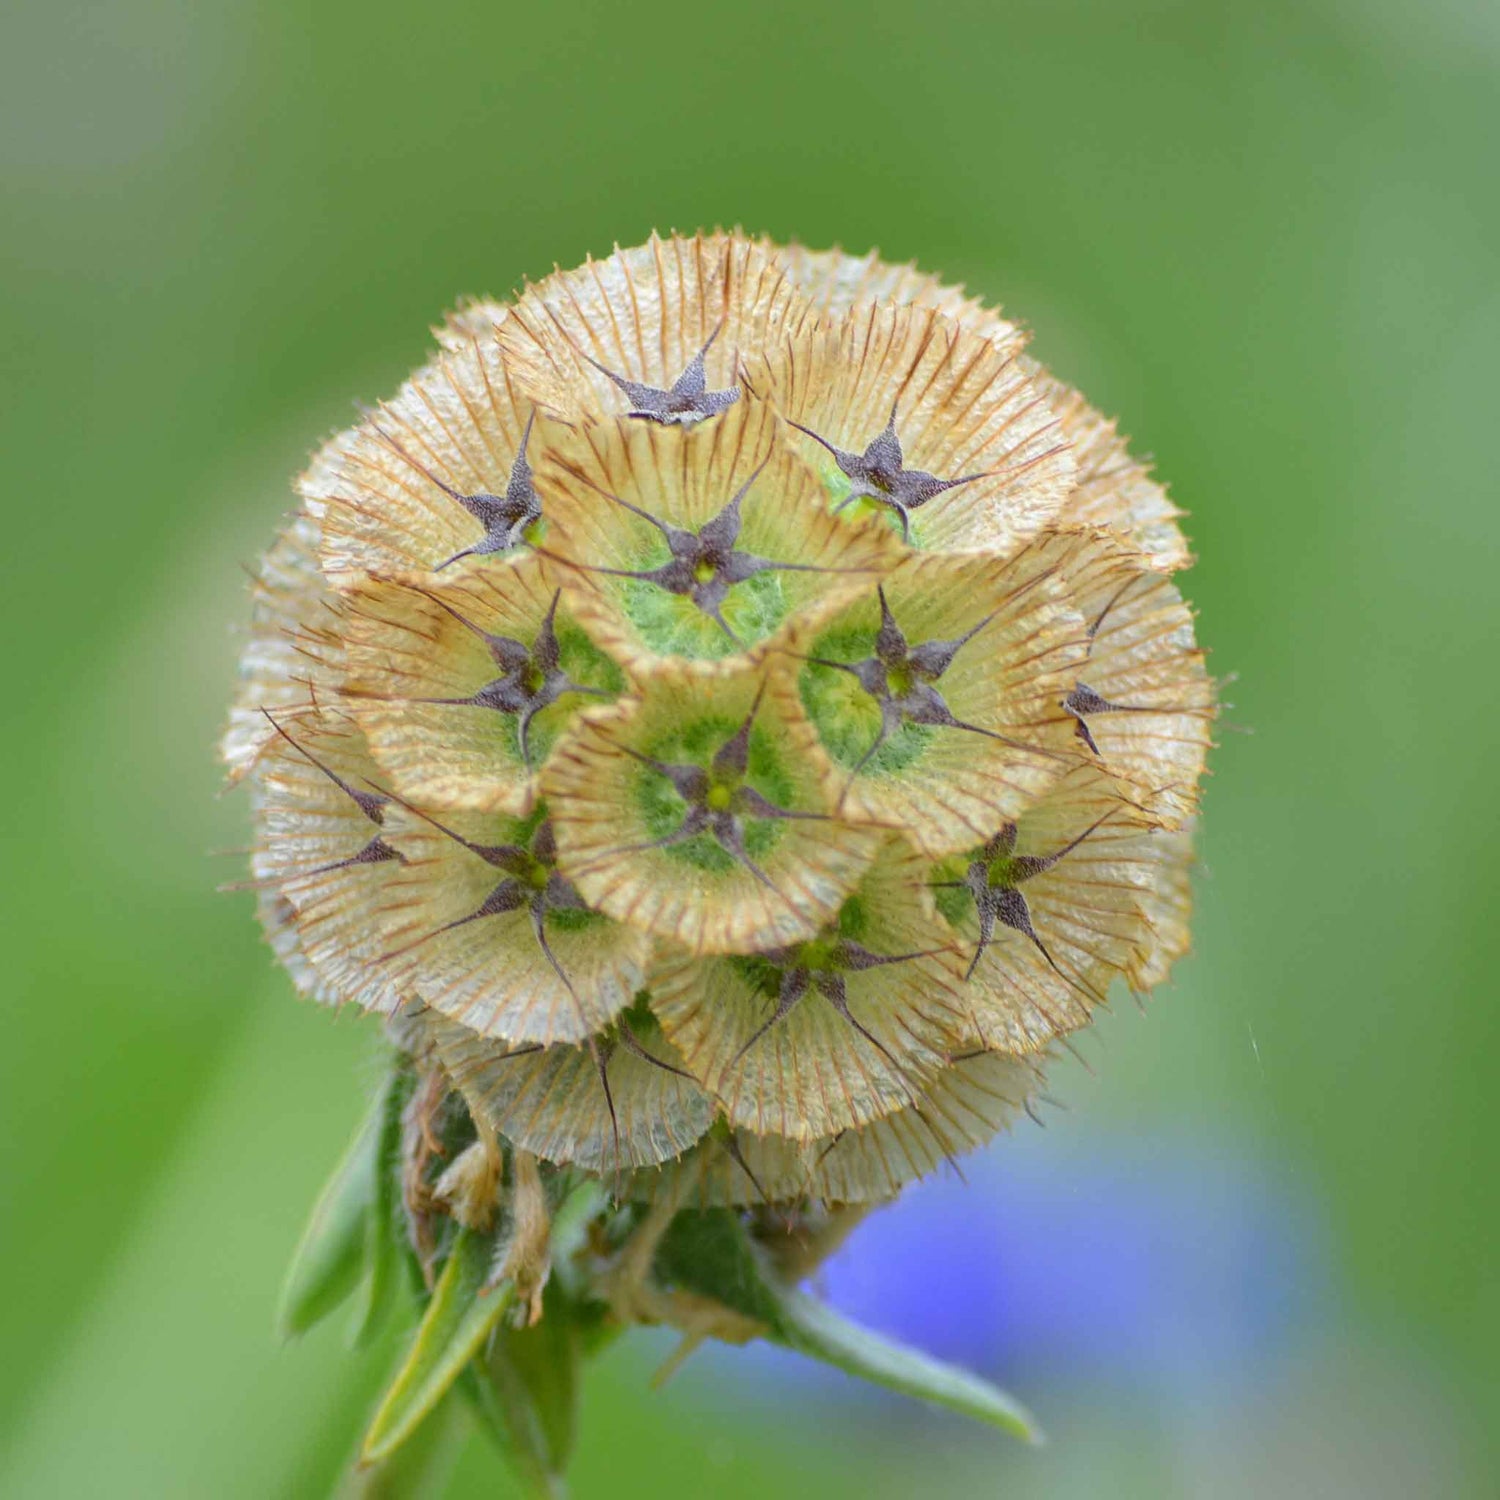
[461, 1179, 607, 1496]
[483, 1281, 580, 1481]
[277, 1090, 382, 1339]
[349, 1061, 413, 1349]
[337, 1387, 468, 1499]
[359, 1228, 515, 1466]
[772, 1285, 1043, 1444]
[653, 1207, 1042, 1442]
[462, 1301, 577, 1498]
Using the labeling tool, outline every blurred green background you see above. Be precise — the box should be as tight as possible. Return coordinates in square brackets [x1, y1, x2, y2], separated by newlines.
[2, 1, 1496, 1495]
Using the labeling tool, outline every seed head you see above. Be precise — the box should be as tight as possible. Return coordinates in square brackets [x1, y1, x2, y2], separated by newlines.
[227, 229, 1214, 1219]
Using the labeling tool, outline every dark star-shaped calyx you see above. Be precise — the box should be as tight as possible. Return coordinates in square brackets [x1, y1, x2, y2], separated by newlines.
[580, 324, 740, 426]
[1061, 580, 1157, 753]
[1061, 681, 1155, 755]
[935, 815, 1110, 984]
[616, 684, 826, 893]
[371, 412, 542, 569]
[728, 930, 949, 1078]
[808, 585, 1041, 794]
[565, 458, 848, 644]
[387, 811, 591, 1007]
[405, 587, 609, 766]
[789, 401, 988, 541]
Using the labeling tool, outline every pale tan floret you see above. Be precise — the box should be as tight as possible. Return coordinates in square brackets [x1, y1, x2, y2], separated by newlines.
[425, 1008, 715, 1175]
[341, 553, 617, 817]
[532, 397, 901, 673]
[650, 839, 970, 1142]
[770, 243, 1189, 569]
[379, 807, 652, 1046]
[248, 708, 417, 1016]
[929, 761, 1163, 1053]
[631, 1129, 811, 1209]
[631, 1047, 1044, 1208]
[496, 231, 819, 425]
[810, 1047, 1043, 1201]
[1028, 529, 1215, 828]
[751, 302, 1075, 555]
[302, 332, 540, 581]
[542, 656, 882, 954]
[776, 545, 1089, 858]
[221, 510, 345, 784]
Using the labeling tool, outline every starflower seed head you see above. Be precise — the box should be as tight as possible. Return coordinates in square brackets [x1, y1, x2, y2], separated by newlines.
[225, 232, 1217, 1467]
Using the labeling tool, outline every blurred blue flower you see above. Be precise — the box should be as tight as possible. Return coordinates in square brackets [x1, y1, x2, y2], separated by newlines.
[688, 1123, 1331, 1412]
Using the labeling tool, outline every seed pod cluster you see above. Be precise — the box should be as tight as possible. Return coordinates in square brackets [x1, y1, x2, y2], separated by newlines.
[227, 232, 1213, 1214]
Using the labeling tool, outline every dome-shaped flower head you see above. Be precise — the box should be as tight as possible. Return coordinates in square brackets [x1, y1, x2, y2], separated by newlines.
[224, 231, 1217, 1469]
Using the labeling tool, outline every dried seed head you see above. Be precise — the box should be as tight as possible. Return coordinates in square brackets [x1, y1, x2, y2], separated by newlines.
[226, 232, 1213, 1218]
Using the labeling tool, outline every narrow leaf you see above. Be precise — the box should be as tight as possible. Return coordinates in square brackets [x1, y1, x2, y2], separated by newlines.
[349, 1061, 413, 1348]
[338, 1387, 468, 1499]
[771, 1286, 1043, 1443]
[462, 1357, 564, 1500]
[278, 1092, 381, 1339]
[652, 1207, 1040, 1442]
[485, 1281, 580, 1480]
[359, 1229, 515, 1466]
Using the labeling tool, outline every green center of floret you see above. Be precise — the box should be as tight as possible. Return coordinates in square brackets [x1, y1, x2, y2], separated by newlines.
[799, 584, 1033, 788]
[624, 692, 821, 888]
[402, 586, 622, 769]
[573, 457, 855, 661]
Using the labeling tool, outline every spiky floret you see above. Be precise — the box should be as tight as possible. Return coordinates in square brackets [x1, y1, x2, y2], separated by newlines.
[227, 231, 1214, 1234]
[927, 761, 1163, 1053]
[533, 397, 899, 668]
[767, 243, 1191, 571]
[541, 655, 883, 954]
[302, 333, 542, 581]
[342, 555, 624, 815]
[632, 1045, 1047, 1208]
[427, 1000, 715, 1175]
[752, 301, 1076, 553]
[496, 232, 815, 425]
[244, 707, 415, 1017]
[648, 839, 969, 1141]
[779, 546, 1089, 856]
[379, 802, 653, 1046]
[1026, 528, 1214, 827]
